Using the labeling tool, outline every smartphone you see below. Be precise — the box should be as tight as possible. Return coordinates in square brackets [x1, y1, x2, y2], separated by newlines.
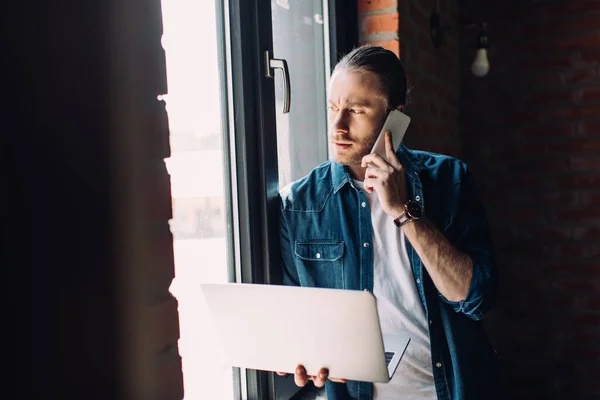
[370, 109, 411, 161]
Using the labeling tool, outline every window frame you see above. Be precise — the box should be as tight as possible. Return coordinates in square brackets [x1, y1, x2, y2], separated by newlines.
[221, 0, 358, 398]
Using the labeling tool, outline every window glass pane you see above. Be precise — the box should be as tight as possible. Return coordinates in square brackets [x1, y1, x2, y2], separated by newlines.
[271, 2, 330, 398]
[272, 0, 330, 189]
[161, 1, 233, 399]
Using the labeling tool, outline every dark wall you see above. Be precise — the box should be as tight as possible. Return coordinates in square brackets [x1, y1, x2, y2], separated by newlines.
[4, 1, 182, 399]
[6, 2, 117, 398]
[357, 0, 462, 156]
[399, 0, 462, 157]
[460, 1, 600, 398]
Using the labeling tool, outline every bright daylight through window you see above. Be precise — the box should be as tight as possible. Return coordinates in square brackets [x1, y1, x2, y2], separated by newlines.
[160, 1, 232, 399]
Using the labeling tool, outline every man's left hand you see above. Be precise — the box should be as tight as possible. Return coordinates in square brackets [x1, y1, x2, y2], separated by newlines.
[361, 130, 407, 219]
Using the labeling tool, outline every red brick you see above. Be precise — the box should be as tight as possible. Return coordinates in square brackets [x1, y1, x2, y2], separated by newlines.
[565, 69, 597, 85]
[148, 296, 180, 354]
[545, 244, 598, 258]
[570, 312, 600, 327]
[148, 232, 175, 290]
[577, 293, 600, 310]
[551, 33, 600, 52]
[156, 358, 184, 400]
[501, 242, 546, 256]
[519, 226, 571, 241]
[360, 13, 399, 35]
[358, 0, 397, 13]
[519, 123, 575, 138]
[532, 71, 564, 87]
[571, 156, 600, 170]
[507, 158, 569, 174]
[408, 2, 429, 30]
[556, 173, 600, 189]
[546, 1, 600, 16]
[553, 207, 600, 223]
[531, 191, 579, 206]
[545, 261, 600, 274]
[547, 138, 600, 154]
[572, 326, 600, 346]
[417, 30, 434, 54]
[146, 170, 174, 222]
[512, 109, 545, 124]
[578, 121, 600, 136]
[419, 48, 435, 73]
[146, 100, 171, 160]
[523, 15, 600, 37]
[402, 43, 418, 66]
[580, 190, 600, 205]
[520, 53, 573, 70]
[579, 50, 600, 66]
[550, 105, 600, 120]
[525, 91, 574, 105]
[497, 209, 547, 224]
[361, 39, 400, 57]
[572, 226, 600, 241]
[580, 86, 600, 103]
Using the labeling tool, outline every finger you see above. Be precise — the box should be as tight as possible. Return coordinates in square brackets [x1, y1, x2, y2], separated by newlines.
[311, 368, 328, 388]
[365, 166, 380, 179]
[361, 153, 388, 169]
[275, 371, 287, 376]
[363, 178, 376, 193]
[329, 377, 348, 383]
[384, 131, 403, 170]
[294, 365, 308, 387]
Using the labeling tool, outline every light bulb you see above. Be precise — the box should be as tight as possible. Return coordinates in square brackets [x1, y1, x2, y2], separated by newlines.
[471, 48, 490, 77]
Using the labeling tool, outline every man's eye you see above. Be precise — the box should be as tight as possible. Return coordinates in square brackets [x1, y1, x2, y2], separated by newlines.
[349, 109, 363, 114]
[327, 106, 338, 112]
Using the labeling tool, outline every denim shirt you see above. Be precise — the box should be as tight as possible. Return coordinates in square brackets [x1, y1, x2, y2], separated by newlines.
[279, 145, 500, 400]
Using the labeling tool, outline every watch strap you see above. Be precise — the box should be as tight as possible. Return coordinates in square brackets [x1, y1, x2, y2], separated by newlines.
[393, 210, 411, 227]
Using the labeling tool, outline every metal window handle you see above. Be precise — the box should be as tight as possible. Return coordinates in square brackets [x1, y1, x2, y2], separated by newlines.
[265, 51, 291, 114]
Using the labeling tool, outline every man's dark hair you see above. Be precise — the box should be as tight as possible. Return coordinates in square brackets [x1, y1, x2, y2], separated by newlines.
[333, 45, 409, 110]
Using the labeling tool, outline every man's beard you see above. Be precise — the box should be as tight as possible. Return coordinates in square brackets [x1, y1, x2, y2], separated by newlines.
[332, 133, 378, 166]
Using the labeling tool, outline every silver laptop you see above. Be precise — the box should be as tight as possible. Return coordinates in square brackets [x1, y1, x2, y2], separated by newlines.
[200, 282, 410, 383]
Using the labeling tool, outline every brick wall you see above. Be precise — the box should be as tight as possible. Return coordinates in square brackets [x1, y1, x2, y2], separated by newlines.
[111, 0, 184, 398]
[358, 0, 462, 157]
[460, 1, 600, 398]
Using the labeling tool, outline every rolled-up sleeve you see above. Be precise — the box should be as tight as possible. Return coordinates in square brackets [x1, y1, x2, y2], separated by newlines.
[438, 168, 498, 321]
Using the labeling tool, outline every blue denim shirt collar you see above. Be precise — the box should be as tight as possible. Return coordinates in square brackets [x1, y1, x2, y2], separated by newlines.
[331, 145, 424, 194]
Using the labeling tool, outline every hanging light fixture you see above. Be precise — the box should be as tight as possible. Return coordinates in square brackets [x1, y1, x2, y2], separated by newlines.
[430, 7, 491, 78]
[471, 22, 490, 77]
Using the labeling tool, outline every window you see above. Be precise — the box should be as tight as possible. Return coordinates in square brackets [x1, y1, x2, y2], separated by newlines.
[160, 0, 340, 398]
[161, 1, 233, 399]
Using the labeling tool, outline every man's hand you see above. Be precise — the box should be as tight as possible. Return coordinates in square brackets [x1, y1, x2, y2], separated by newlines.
[276, 365, 347, 388]
[361, 130, 407, 219]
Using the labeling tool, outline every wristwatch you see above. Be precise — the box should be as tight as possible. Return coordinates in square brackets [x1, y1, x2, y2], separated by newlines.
[393, 200, 423, 227]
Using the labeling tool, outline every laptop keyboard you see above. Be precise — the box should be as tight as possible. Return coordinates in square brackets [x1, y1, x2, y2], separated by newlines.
[385, 351, 395, 366]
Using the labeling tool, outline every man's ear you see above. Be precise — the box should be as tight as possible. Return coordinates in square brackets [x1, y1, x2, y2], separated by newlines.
[396, 105, 405, 112]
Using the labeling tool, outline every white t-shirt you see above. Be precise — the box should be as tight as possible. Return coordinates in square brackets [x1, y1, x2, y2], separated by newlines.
[354, 180, 436, 400]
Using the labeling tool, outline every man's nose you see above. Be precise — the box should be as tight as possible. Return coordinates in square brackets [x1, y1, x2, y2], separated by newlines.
[331, 110, 349, 133]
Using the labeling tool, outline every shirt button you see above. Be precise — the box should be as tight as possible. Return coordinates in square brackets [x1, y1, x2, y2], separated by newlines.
[429, 320, 433, 325]
[435, 362, 442, 368]
[316, 253, 321, 259]
[416, 279, 421, 284]
[363, 242, 369, 248]
[415, 195, 421, 201]
[361, 202, 366, 207]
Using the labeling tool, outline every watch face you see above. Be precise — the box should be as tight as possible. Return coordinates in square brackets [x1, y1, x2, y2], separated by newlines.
[407, 200, 422, 219]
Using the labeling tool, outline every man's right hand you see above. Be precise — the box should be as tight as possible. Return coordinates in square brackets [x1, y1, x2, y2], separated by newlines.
[276, 365, 347, 388]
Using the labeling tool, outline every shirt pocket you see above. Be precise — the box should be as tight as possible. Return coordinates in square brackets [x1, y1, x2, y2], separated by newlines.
[294, 241, 345, 289]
